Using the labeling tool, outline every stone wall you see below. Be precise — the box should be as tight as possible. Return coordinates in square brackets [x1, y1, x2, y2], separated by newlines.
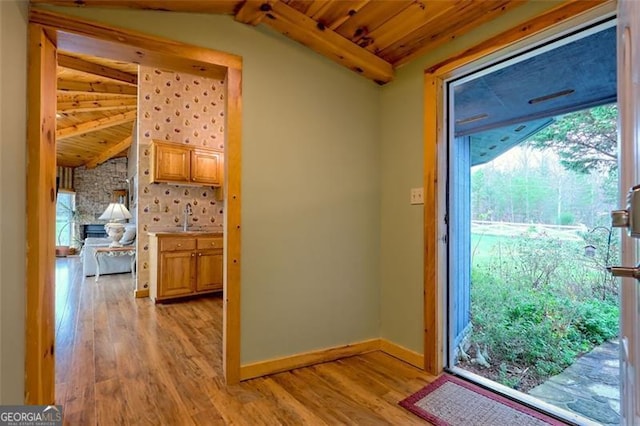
[74, 157, 129, 231]
[136, 67, 226, 292]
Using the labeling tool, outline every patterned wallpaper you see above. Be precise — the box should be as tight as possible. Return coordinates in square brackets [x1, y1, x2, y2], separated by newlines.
[136, 67, 226, 291]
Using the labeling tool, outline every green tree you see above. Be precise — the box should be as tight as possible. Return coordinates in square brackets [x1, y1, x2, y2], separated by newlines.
[528, 105, 617, 175]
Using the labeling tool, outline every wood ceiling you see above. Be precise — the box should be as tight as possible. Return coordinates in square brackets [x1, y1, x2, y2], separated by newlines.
[56, 52, 138, 168]
[38, 0, 608, 168]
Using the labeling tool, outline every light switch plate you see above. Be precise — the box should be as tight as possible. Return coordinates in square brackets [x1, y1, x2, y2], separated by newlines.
[410, 187, 424, 205]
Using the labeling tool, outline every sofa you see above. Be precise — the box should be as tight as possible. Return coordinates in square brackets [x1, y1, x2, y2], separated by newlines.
[81, 224, 136, 277]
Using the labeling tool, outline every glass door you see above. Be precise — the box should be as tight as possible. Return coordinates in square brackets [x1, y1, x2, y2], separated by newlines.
[447, 20, 623, 424]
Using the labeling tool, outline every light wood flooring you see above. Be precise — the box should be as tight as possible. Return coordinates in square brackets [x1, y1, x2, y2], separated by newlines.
[55, 258, 435, 425]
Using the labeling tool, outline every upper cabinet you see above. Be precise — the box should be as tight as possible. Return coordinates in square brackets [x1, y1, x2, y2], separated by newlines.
[150, 140, 223, 187]
[191, 148, 222, 185]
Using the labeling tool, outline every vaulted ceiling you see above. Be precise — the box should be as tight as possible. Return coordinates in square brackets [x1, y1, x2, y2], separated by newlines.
[56, 52, 138, 168]
[34, 0, 609, 168]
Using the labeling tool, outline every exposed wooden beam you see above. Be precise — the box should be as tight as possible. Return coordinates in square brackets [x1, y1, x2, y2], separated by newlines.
[261, 1, 393, 84]
[235, 0, 275, 26]
[58, 79, 138, 95]
[58, 53, 138, 85]
[30, 0, 240, 14]
[57, 98, 137, 113]
[85, 135, 133, 169]
[56, 110, 137, 140]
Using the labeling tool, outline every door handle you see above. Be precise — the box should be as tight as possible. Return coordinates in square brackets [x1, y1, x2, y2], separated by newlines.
[611, 185, 640, 237]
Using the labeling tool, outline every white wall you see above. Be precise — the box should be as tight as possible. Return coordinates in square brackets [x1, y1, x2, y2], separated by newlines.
[0, 0, 27, 404]
[37, 6, 382, 364]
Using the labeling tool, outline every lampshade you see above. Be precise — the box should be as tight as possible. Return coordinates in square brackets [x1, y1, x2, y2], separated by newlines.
[99, 202, 132, 221]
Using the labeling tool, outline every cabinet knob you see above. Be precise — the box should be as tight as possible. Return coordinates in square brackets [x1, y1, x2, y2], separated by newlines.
[177, 243, 182, 247]
[211, 242, 216, 246]
[191, 253, 195, 257]
[198, 253, 202, 257]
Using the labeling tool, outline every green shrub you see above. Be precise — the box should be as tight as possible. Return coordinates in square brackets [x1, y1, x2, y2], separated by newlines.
[469, 233, 619, 390]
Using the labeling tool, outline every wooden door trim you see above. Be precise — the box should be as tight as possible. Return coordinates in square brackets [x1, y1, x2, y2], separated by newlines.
[422, 0, 616, 375]
[26, 9, 244, 403]
[25, 23, 58, 405]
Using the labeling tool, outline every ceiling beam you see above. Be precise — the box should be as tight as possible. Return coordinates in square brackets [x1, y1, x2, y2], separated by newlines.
[235, 0, 275, 26]
[58, 53, 138, 85]
[259, 1, 394, 84]
[84, 135, 133, 169]
[58, 79, 138, 95]
[56, 110, 137, 140]
[57, 98, 137, 113]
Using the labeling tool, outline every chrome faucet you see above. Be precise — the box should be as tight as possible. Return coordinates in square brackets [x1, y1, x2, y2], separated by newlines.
[183, 203, 193, 231]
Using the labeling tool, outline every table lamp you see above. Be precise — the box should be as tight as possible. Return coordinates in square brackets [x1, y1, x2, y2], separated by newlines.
[98, 202, 132, 247]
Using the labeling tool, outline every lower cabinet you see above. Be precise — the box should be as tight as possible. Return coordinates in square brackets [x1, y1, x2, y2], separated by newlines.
[149, 233, 223, 302]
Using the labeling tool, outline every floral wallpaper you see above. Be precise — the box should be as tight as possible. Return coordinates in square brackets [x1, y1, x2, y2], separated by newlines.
[136, 67, 226, 291]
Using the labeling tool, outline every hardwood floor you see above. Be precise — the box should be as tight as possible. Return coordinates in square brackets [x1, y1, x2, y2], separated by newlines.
[55, 258, 435, 425]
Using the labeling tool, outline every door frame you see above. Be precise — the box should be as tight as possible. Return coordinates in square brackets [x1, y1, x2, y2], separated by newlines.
[26, 9, 243, 403]
[422, 0, 617, 374]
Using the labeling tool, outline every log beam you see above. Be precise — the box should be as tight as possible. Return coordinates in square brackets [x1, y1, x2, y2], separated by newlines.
[261, 1, 393, 84]
[85, 135, 133, 168]
[235, 0, 274, 26]
[56, 109, 137, 140]
[57, 98, 137, 113]
[58, 79, 138, 95]
[58, 53, 138, 85]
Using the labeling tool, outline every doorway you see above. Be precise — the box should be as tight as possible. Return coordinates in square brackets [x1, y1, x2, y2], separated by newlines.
[26, 11, 243, 403]
[446, 20, 620, 423]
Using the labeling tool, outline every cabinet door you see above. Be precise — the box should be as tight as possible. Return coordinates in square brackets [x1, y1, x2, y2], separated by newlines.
[153, 144, 190, 183]
[158, 251, 195, 298]
[196, 249, 223, 292]
[191, 149, 222, 186]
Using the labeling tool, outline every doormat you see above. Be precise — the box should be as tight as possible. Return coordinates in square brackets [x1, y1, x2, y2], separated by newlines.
[399, 374, 567, 425]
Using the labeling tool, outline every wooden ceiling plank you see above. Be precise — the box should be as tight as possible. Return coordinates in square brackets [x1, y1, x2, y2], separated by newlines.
[385, 0, 527, 66]
[31, 1, 241, 14]
[262, 1, 393, 83]
[56, 109, 137, 140]
[58, 53, 138, 85]
[58, 79, 138, 95]
[425, 0, 610, 75]
[85, 135, 133, 169]
[235, 0, 276, 26]
[58, 98, 137, 113]
[323, 1, 371, 31]
[362, 0, 460, 54]
[306, 0, 334, 19]
[286, 0, 314, 15]
[334, 0, 412, 42]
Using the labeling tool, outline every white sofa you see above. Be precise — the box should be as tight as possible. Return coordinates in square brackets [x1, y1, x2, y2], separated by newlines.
[81, 237, 135, 277]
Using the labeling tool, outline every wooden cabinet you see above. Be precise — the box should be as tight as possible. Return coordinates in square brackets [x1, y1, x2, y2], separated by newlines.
[149, 233, 223, 302]
[191, 149, 222, 185]
[150, 140, 222, 186]
[195, 236, 223, 292]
